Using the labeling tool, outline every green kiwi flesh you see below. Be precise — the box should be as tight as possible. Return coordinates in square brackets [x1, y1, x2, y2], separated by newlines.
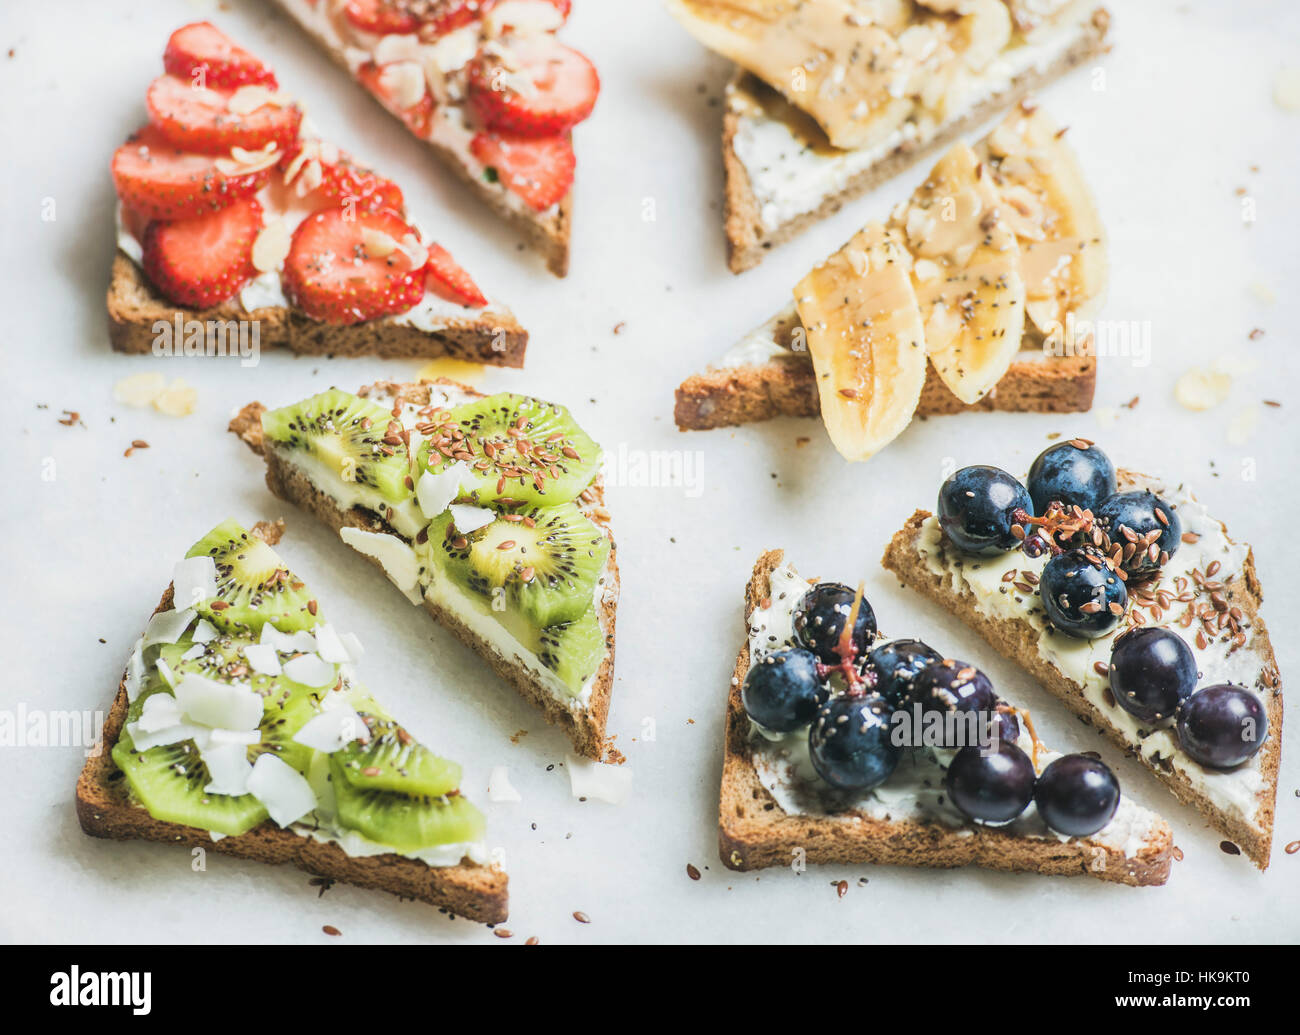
[334, 714, 462, 797]
[330, 757, 485, 851]
[535, 606, 607, 696]
[186, 519, 319, 635]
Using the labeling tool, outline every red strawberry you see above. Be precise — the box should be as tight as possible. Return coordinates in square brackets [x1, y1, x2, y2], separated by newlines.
[424, 244, 488, 308]
[470, 130, 574, 210]
[146, 75, 302, 154]
[142, 196, 262, 308]
[284, 207, 426, 325]
[467, 36, 597, 137]
[423, 1, 491, 36]
[163, 22, 277, 90]
[112, 126, 270, 221]
[356, 61, 435, 139]
[279, 141, 405, 212]
[343, 0, 421, 34]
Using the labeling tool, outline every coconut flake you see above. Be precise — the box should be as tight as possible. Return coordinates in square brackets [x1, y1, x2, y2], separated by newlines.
[259, 624, 319, 653]
[312, 623, 351, 664]
[143, 608, 197, 647]
[155, 658, 178, 689]
[487, 765, 522, 803]
[339, 528, 423, 605]
[125, 719, 208, 752]
[242, 642, 283, 677]
[171, 555, 217, 610]
[202, 742, 254, 796]
[135, 692, 185, 733]
[448, 504, 495, 533]
[173, 673, 264, 731]
[124, 641, 146, 702]
[191, 619, 219, 644]
[292, 707, 367, 753]
[566, 755, 633, 805]
[205, 727, 261, 746]
[247, 754, 317, 826]
[339, 632, 365, 662]
[416, 461, 469, 518]
[180, 643, 206, 661]
[282, 653, 338, 688]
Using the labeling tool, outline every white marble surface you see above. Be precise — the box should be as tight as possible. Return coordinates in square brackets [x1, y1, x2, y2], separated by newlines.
[1, 0, 1297, 944]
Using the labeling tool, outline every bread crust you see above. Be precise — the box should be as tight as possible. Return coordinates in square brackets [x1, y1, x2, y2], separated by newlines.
[675, 350, 1096, 431]
[75, 584, 509, 925]
[268, 0, 572, 277]
[880, 472, 1282, 869]
[228, 380, 619, 761]
[719, 550, 1174, 887]
[107, 253, 528, 364]
[722, 9, 1112, 272]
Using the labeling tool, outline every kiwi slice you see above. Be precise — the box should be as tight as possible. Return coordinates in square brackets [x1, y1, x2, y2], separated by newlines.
[536, 606, 607, 696]
[330, 757, 485, 852]
[261, 389, 415, 505]
[187, 520, 319, 635]
[334, 714, 462, 797]
[416, 393, 600, 506]
[425, 502, 610, 627]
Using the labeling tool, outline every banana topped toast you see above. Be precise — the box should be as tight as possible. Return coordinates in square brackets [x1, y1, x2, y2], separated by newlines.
[721, 550, 1173, 886]
[230, 379, 618, 760]
[77, 519, 507, 924]
[667, 0, 1110, 272]
[881, 440, 1283, 867]
[675, 104, 1105, 457]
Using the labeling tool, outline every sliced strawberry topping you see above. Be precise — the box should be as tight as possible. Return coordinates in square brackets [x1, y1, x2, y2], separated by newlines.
[470, 130, 574, 210]
[284, 207, 426, 325]
[279, 140, 405, 212]
[163, 22, 277, 90]
[356, 61, 435, 139]
[112, 126, 270, 221]
[142, 196, 262, 309]
[146, 75, 302, 154]
[424, 243, 488, 308]
[423, 1, 491, 36]
[343, 0, 421, 34]
[468, 36, 597, 137]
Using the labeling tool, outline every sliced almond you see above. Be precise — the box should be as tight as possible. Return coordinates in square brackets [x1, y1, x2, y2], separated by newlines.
[379, 61, 427, 110]
[113, 372, 167, 408]
[372, 33, 423, 65]
[1227, 405, 1259, 445]
[399, 233, 428, 270]
[153, 379, 197, 417]
[1273, 68, 1300, 112]
[1174, 367, 1232, 412]
[252, 220, 291, 273]
[227, 85, 289, 115]
[215, 142, 280, 176]
[362, 228, 400, 257]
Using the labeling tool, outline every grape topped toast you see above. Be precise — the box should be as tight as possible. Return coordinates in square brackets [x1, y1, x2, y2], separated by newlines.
[230, 379, 619, 759]
[76, 519, 507, 924]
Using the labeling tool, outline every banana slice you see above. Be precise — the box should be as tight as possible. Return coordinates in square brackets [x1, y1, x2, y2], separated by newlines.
[895, 142, 1025, 404]
[979, 107, 1108, 336]
[666, 0, 914, 150]
[793, 224, 928, 462]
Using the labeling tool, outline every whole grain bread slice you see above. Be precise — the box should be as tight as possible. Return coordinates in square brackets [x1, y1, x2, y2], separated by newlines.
[720, 550, 1173, 886]
[880, 472, 1283, 869]
[721, 9, 1111, 272]
[268, 0, 572, 277]
[75, 526, 508, 926]
[108, 252, 528, 364]
[229, 379, 618, 760]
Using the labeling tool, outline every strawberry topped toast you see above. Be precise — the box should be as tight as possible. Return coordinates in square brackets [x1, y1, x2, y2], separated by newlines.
[270, 0, 600, 276]
[109, 21, 526, 363]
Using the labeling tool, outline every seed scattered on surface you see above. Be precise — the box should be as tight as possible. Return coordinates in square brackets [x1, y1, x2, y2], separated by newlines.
[1219, 840, 1241, 856]
[322, 925, 341, 936]
[835, 880, 848, 898]
[573, 911, 590, 924]
[493, 928, 513, 939]
[686, 863, 701, 881]
[526, 936, 540, 945]
[1172, 846, 1184, 862]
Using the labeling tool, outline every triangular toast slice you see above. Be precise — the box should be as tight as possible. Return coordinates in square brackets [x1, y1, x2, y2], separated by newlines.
[721, 550, 1174, 886]
[109, 22, 526, 362]
[882, 469, 1283, 868]
[76, 519, 507, 924]
[230, 379, 618, 760]
[669, 1, 1110, 271]
[677, 103, 1104, 442]
[269, 0, 599, 277]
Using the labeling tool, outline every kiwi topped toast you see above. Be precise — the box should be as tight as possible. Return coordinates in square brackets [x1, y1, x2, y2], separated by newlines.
[230, 379, 619, 760]
[674, 104, 1105, 455]
[77, 519, 507, 924]
[721, 550, 1174, 886]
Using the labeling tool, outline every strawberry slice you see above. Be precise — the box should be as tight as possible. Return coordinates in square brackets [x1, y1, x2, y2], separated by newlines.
[284, 207, 426, 325]
[423, 1, 491, 36]
[356, 61, 435, 139]
[467, 36, 597, 137]
[279, 141, 405, 212]
[425, 244, 488, 308]
[343, 0, 421, 34]
[112, 126, 270, 221]
[163, 22, 277, 89]
[146, 75, 302, 154]
[470, 130, 574, 210]
[142, 196, 262, 308]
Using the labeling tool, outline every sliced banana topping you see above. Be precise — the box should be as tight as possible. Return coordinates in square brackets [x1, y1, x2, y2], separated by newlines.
[794, 224, 928, 462]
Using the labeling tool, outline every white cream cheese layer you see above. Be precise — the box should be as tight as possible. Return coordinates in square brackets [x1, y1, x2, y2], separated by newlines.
[913, 478, 1270, 833]
[730, 2, 1102, 232]
[744, 562, 1161, 858]
[263, 384, 613, 712]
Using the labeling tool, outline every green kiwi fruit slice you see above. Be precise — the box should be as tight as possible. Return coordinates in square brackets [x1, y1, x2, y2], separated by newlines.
[536, 606, 607, 696]
[261, 389, 415, 505]
[330, 757, 485, 851]
[424, 502, 610, 627]
[334, 714, 462, 797]
[187, 520, 320, 635]
[416, 393, 600, 506]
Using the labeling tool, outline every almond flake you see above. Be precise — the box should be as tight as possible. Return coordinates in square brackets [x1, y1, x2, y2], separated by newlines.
[114, 372, 167, 408]
[153, 379, 197, 417]
[1174, 367, 1231, 412]
[379, 61, 427, 110]
[362, 228, 400, 257]
[1273, 68, 1300, 112]
[227, 85, 288, 115]
[252, 220, 291, 273]
[215, 142, 280, 176]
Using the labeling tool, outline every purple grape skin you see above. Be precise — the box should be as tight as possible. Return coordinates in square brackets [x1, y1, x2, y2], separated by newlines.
[1176, 684, 1268, 769]
[945, 741, 1036, 824]
[1033, 754, 1121, 836]
[1108, 627, 1197, 725]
